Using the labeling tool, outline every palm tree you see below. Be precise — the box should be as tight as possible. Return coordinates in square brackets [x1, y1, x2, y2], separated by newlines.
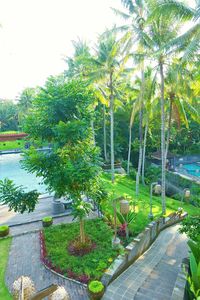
[89, 31, 128, 182]
[112, 0, 150, 195]
[151, 0, 200, 61]
[145, 9, 181, 214]
[164, 60, 200, 161]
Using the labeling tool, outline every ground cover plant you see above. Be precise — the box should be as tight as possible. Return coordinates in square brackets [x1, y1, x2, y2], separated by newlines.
[101, 174, 200, 237]
[41, 219, 119, 283]
[0, 238, 12, 300]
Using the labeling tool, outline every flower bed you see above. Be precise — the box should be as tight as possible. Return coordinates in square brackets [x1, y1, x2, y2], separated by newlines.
[40, 219, 119, 284]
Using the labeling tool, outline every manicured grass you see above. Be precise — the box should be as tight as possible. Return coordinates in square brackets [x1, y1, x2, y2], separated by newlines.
[0, 238, 12, 300]
[43, 219, 119, 283]
[101, 174, 200, 235]
[0, 140, 25, 151]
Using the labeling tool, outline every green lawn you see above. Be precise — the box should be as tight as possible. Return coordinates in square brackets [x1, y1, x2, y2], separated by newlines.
[0, 140, 26, 151]
[101, 174, 200, 235]
[0, 238, 12, 300]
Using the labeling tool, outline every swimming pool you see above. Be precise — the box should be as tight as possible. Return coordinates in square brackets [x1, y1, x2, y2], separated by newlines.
[0, 153, 47, 193]
[183, 163, 200, 178]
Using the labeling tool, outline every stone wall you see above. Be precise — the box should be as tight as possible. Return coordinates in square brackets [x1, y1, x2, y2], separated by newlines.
[101, 212, 188, 286]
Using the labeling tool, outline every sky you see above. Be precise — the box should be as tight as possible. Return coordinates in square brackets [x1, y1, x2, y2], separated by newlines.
[0, 0, 122, 99]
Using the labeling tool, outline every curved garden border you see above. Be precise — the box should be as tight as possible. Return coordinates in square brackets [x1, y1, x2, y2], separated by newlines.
[39, 231, 87, 287]
[39, 211, 188, 288]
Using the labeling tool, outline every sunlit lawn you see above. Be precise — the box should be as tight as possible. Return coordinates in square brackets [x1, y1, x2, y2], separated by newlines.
[0, 238, 12, 300]
[102, 173, 200, 235]
[0, 140, 25, 151]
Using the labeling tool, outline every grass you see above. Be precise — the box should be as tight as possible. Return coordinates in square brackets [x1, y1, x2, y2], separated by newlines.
[43, 219, 119, 283]
[101, 173, 200, 235]
[0, 140, 26, 151]
[0, 238, 12, 300]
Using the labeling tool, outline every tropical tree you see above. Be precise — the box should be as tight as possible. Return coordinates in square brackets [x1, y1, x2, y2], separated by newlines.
[144, 6, 182, 214]
[152, 0, 200, 61]
[89, 30, 128, 182]
[112, 0, 150, 195]
[0, 100, 18, 132]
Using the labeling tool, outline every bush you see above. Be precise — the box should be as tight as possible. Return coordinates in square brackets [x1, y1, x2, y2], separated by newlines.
[179, 215, 200, 242]
[88, 280, 104, 299]
[88, 281, 104, 293]
[0, 225, 9, 237]
[42, 216, 53, 227]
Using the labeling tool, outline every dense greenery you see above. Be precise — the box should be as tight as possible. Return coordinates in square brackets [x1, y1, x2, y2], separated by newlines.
[101, 174, 200, 236]
[0, 179, 39, 214]
[43, 219, 118, 282]
[0, 238, 12, 300]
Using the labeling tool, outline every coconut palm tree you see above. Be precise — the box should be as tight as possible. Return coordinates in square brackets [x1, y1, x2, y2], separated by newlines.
[164, 60, 200, 161]
[151, 0, 200, 61]
[88, 31, 128, 183]
[144, 9, 182, 214]
[112, 0, 151, 196]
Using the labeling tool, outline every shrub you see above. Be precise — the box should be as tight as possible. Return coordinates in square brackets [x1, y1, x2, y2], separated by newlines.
[42, 216, 53, 227]
[179, 215, 200, 242]
[68, 237, 96, 256]
[88, 281, 104, 293]
[0, 225, 9, 237]
[42, 216, 53, 223]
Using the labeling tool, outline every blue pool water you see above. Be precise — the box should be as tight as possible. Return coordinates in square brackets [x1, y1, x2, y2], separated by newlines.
[0, 153, 47, 193]
[183, 163, 200, 178]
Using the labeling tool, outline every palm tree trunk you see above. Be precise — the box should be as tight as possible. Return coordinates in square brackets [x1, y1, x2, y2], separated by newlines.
[110, 71, 115, 183]
[165, 97, 173, 164]
[160, 61, 166, 215]
[103, 105, 108, 162]
[142, 120, 148, 185]
[127, 124, 132, 175]
[136, 67, 145, 197]
[91, 119, 96, 146]
[136, 107, 143, 197]
[80, 219, 85, 243]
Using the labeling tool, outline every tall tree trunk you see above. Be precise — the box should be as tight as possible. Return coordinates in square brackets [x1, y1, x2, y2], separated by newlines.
[80, 219, 85, 243]
[136, 67, 145, 197]
[91, 119, 96, 146]
[127, 124, 132, 175]
[160, 61, 166, 215]
[142, 120, 148, 185]
[110, 72, 115, 183]
[165, 97, 173, 164]
[103, 105, 108, 162]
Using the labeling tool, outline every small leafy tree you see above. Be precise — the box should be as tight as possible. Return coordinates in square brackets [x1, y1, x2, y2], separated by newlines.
[22, 78, 103, 244]
[0, 179, 39, 213]
[72, 200, 92, 243]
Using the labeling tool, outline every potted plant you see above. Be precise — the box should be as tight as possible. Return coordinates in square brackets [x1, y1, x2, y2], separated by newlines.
[42, 216, 53, 227]
[0, 225, 9, 237]
[88, 280, 104, 300]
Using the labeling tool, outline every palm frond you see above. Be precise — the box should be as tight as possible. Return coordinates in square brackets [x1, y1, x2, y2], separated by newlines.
[111, 7, 131, 20]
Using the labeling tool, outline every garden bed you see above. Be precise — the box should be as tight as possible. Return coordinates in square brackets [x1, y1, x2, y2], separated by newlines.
[40, 219, 120, 284]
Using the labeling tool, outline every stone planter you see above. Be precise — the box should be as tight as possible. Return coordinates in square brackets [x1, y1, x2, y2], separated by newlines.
[52, 200, 65, 214]
[88, 289, 104, 300]
[0, 225, 9, 237]
[112, 237, 121, 249]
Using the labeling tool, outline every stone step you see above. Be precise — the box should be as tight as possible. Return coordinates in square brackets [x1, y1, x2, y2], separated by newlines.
[134, 292, 153, 300]
[137, 287, 171, 300]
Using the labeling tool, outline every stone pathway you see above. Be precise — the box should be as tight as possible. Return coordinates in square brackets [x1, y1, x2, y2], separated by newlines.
[6, 232, 89, 300]
[103, 225, 188, 300]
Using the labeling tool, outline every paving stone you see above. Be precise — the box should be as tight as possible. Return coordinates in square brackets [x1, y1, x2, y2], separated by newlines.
[103, 225, 188, 300]
[5, 232, 88, 300]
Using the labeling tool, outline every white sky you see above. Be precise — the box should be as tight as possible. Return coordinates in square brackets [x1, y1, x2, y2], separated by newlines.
[0, 0, 121, 99]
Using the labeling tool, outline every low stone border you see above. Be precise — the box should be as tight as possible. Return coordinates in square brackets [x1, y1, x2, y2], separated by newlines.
[171, 257, 189, 300]
[101, 211, 188, 286]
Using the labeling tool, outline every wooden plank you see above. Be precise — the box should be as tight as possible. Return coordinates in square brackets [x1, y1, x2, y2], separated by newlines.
[30, 284, 58, 300]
